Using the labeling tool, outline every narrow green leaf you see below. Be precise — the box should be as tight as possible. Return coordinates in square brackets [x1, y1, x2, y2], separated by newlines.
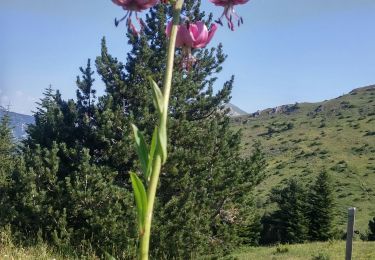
[149, 78, 164, 115]
[146, 127, 158, 181]
[158, 124, 167, 164]
[131, 124, 148, 177]
[130, 172, 148, 233]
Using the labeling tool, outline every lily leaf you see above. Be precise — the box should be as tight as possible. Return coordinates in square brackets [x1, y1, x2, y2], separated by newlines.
[131, 124, 148, 177]
[146, 127, 158, 182]
[149, 78, 164, 115]
[130, 172, 148, 233]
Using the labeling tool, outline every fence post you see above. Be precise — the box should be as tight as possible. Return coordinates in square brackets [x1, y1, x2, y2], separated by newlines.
[345, 207, 356, 260]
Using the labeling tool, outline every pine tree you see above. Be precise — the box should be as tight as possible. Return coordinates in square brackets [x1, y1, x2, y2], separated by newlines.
[9, 142, 138, 257]
[75, 59, 98, 146]
[111, 3, 265, 257]
[307, 171, 334, 241]
[20, 86, 138, 255]
[26, 86, 76, 150]
[0, 114, 15, 171]
[0, 114, 17, 227]
[268, 179, 309, 244]
[76, 59, 96, 114]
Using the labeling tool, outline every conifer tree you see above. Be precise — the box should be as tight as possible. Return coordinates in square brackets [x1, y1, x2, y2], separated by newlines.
[0, 114, 15, 171]
[26, 86, 75, 150]
[75, 59, 98, 146]
[107, 3, 265, 257]
[268, 179, 308, 244]
[76, 59, 96, 115]
[0, 114, 17, 227]
[20, 85, 138, 256]
[9, 142, 137, 257]
[307, 171, 334, 241]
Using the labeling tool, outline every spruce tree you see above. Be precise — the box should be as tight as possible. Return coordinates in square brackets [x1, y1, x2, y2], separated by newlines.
[268, 179, 309, 244]
[307, 171, 334, 241]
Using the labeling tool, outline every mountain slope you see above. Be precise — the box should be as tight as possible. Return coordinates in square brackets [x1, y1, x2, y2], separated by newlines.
[0, 107, 34, 139]
[233, 85, 375, 231]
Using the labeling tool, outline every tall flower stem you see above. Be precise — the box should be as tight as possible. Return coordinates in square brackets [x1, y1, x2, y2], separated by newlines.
[139, 1, 184, 259]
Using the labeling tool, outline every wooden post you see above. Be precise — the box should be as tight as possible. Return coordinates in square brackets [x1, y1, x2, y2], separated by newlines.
[345, 207, 356, 260]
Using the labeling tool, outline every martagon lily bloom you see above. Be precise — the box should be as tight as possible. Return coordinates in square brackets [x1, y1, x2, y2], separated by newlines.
[210, 0, 249, 31]
[166, 21, 218, 69]
[112, 0, 158, 34]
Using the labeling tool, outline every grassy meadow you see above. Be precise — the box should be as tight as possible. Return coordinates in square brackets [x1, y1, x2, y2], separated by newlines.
[0, 240, 96, 260]
[230, 241, 375, 260]
[2, 241, 374, 259]
[0, 245, 61, 260]
[232, 85, 375, 232]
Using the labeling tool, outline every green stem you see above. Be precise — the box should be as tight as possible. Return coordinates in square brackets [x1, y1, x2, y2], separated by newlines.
[139, 1, 184, 259]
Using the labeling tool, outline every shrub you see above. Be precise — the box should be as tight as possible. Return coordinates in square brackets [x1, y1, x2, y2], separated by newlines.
[311, 253, 330, 260]
[273, 244, 289, 254]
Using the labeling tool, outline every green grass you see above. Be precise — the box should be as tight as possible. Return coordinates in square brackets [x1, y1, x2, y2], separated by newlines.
[0, 235, 64, 260]
[0, 243, 99, 260]
[0, 245, 62, 260]
[232, 85, 375, 231]
[230, 241, 375, 260]
[2, 241, 375, 260]
[0, 229, 98, 259]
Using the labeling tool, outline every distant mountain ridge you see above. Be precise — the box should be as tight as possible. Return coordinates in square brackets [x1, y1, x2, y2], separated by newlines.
[0, 106, 34, 139]
[225, 103, 248, 117]
[0, 103, 248, 139]
[247, 85, 375, 118]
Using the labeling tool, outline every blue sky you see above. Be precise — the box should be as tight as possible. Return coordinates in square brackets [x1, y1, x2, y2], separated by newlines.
[1, 0, 375, 115]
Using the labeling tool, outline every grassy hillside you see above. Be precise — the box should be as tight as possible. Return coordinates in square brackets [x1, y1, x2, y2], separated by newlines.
[232, 85, 375, 231]
[230, 241, 375, 260]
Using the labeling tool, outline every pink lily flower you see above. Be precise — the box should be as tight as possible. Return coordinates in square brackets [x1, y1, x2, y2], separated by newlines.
[112, 0, 158, 34]
[166, 21, 218, 70]
[209, 0, 249, 31]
